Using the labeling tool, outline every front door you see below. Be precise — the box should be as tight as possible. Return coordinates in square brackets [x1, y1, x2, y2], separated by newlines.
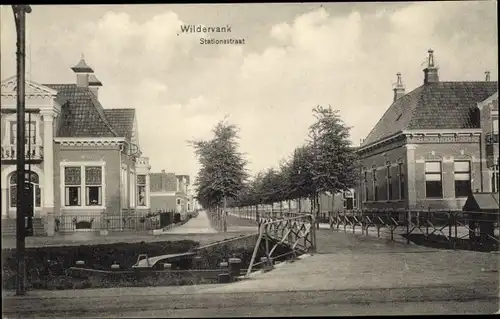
[24, 183, 34, 236]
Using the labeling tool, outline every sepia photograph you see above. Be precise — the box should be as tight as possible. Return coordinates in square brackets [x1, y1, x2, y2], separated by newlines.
[1, 2, 499, 317]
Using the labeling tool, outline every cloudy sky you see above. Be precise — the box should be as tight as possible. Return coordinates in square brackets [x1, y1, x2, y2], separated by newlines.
[1, 2, 497, 180]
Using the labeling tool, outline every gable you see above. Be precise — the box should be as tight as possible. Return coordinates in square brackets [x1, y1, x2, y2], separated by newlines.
[1, 76, 59, 98]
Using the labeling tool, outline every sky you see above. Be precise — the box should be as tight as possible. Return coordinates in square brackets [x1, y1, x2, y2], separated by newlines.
[0, 2, 498, 181]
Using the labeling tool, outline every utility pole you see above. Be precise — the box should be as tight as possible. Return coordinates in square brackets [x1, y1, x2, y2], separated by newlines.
[13, 4, 32, 296]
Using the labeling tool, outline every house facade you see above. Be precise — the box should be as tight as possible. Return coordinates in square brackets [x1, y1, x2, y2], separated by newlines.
[149, 170, 191, 218]
[356, 49, 498, 211]
[0, 57, 152, 234]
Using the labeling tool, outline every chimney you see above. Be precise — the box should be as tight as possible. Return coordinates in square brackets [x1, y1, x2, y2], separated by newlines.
[88, 74, 103, 98]
[423, 49, 439, 84]
[71, 54, 94, 88]
[485, 71, 491, 82]
[393, 72, 406, 102]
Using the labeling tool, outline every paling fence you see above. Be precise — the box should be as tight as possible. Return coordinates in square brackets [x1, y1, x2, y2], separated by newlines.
[328, 209, 499, 251]
[228, 204, 499, 251]
[54, 210, 185, 233]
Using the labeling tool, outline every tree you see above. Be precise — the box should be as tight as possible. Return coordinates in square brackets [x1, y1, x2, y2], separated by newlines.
[190, 119, 248, 231]
[308, 105, 358, 218]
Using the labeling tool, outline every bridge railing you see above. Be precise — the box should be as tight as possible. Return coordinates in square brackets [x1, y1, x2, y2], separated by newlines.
[246, 213, 316, 276]
[328, 209, 499, 251]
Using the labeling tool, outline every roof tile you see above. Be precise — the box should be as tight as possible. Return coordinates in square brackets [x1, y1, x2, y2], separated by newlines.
[362, 81, 498, 147]
[45, 84, 118, 138]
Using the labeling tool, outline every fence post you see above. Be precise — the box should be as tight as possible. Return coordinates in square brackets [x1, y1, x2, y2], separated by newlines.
[448, 211, 453, 249]
[389, 212, 394, 241]
[310, 214, 317, 253]
[406, 210, 411, 244]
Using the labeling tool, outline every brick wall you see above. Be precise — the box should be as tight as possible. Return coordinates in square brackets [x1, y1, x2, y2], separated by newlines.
[357, 142, 407, 210]
[357, 138, 485, 211]
[413, 142, 481, 210]
[53, 144, 121, 215]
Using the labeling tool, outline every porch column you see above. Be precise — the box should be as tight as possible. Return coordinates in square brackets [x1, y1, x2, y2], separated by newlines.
[1, 187, 7, 218]
[406, 144, 417, 209]
[41, 109, 55, 236]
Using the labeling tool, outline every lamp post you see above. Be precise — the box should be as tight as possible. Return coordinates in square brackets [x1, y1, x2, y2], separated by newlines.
[12, 4, 32, 296]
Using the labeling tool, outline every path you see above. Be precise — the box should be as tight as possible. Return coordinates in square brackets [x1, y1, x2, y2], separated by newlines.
[162, 211, 218, 234]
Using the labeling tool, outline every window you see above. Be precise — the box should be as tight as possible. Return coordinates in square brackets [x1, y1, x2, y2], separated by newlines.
[176, 198, 181, 205]
[137, 175, 147, 206]
[386, 163, 393, 200]
[491, 164, 499, 193]
[454, 161, 471, 198]
[343, 190, 354, 209]
[363, 169, 368, 202]
[64, 167, 81, 206]
[397, 162, 405, 200]
[85, 167, 103, 206]
[372, 168, 378, 201]
[353, 190, 358, 209]
[10, 121, 36, 145]
[9, 171, 41, 208]
[493, 119, 499, 134]
[63, 164, 104, 207]
[425, 161, 443, 198]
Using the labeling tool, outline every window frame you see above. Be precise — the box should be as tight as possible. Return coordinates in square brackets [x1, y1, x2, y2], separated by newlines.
[491, 162, 499, 193]
[454, 160, 472, 198]
[386, 163, 393, 200]
[397, 162, 405, 200]
[8, 171, 42, 210]
[425, 161, 443, 199]
[10, 120, 37, 145]
[85, 166, 103, 206]
[61, 162, 106, 209]
[362, 169, 368, 202]
[136, 174, 148, 207]
[372, 167, 378, 202]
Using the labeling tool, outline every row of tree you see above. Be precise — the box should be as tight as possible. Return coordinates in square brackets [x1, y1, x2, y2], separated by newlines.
[189, 106, 359, 216]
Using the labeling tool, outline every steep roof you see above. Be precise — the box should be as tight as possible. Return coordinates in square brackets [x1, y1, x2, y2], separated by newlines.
[71, 58, 94, 73]
[361, 81, 498, 147]
[46, 84, 118, 138]
[103, 109, 136, 139]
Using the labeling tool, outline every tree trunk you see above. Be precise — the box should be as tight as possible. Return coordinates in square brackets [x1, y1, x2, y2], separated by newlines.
[316, 192, 320, 230]
[223, 197, 227, 232]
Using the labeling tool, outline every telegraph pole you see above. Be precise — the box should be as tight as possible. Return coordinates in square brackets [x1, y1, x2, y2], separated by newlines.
[13, 4, 32, 296]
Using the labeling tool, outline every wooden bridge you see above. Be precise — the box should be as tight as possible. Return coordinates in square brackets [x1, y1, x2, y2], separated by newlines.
[246, 212, 316, 275]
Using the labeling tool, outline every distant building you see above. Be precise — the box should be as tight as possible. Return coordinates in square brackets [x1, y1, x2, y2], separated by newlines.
[355, 49, 498, 211]
[149, 170, 191, 218]
[0, 57, 152, 235]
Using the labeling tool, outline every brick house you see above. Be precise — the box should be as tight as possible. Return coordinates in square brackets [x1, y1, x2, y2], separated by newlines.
[149, 170, 191, 218]
[0, 57, 152, 235]
[356, 49, 498, 211]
